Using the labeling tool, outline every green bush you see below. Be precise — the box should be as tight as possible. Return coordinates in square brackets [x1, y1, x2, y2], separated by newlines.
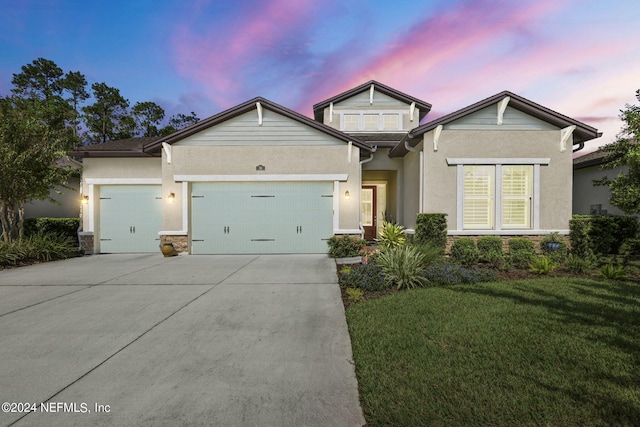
[23, 217, 80, 244]
[346, 287, 364, 304]
[589, 215, 639, 255]
[376, 221, 406, 250]
[412, 242, 444, 266]
[414, 213, 447, 253]
[0, 233, 77, 266]
[339, 262, 389, 291]
[529, 256, 557, 275]
[377, 245, 428, 290]
[540, 233, 569, 264]
[570, 216, 596, 261]
[327, 235, 367, 258]
[566, 254, 593, 274]
[508, 238, 536, 269]
[619, 238, 640, 260]
[477, 236, 503, 262]
[600, 264, 627, 281]
[450, 238, 479, 266]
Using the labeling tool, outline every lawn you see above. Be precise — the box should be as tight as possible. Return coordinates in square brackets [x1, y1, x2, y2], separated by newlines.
[346, 278, 640, 426]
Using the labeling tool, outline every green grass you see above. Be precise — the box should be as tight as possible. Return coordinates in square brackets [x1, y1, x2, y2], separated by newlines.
[346, 278, 640, 426]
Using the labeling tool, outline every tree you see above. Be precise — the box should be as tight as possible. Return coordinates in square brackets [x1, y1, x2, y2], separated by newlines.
[132, 101, 165, 137]
[82, 82, 131, 143]
[0, 97, 74, 242]
[62, 71, 90, 137]
[595, 89, 640, 214]
[159, 111, 200, 136]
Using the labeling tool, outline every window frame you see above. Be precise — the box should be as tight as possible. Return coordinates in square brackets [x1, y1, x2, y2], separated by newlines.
[449, 158, 549, 232]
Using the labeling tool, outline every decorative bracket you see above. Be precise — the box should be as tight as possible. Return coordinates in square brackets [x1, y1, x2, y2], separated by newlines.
[369, 84, 375, 105]
[433, 125, 443, 151]
[497, 96, 510, 125]
[348, 141, 353, 163]
[561, 125, 576, 152]
[409, 102, 416, 122]
[162, 142, 172, 164]
[256, 102, 263, 126]
[329, 102, 334, 123]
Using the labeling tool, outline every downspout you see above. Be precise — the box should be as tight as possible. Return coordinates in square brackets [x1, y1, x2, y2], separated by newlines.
[358, 145, 378, 238]
[404, 138, 423, 213]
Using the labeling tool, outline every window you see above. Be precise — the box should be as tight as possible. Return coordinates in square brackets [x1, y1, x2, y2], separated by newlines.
[461, 164, 534, 230]
[344, 114, 359, 131]
[363, 115, 379, 130]
[383, 114, 399, 130]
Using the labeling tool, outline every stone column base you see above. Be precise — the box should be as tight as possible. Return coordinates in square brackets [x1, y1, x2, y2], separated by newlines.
[160, 234, 188, 254]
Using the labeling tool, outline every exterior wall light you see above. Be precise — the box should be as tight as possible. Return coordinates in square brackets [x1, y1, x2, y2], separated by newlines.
[344, 190, 351, 200]
[167, 192, 176, 203]
[81, 195, 89, 205]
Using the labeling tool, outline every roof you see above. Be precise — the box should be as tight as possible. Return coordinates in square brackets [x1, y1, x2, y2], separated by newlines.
[390, 90, 602, 157]
[312, 80, 432, 122]
[345, 132, 408, 148]
[144, 97, 372, 154]
[71, 137, 162, 158]
[573, 150, 621, 170]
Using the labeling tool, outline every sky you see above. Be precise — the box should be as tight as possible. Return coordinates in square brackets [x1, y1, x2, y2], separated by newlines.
[1, 0, 639, 153]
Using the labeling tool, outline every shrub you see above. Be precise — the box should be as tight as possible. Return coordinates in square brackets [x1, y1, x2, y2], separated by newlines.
[377, 245, 428, 290]
[23, 217, 80, 244]
[450, 238, 479, 266]
[600, 264, 627, 281]
[589, 215, 639, 255]
[619, 238, 640, 261]
[339, 262, 390, 291]
[346, 287, 364, 304]
[508, 238, 536, 269]
[327, 235, 367, 258]
[376, 221, 406, 250]
[540, 234, 570, 264]
[424, 264, 498, 286]
[566, 254, 593, 274]
[477, 236, 503, 258]
[412, 242, 444, 266]
[0, 233, 77, 266]
[569, 216, 596, 261]
[529, 256, 557, 275]
[414, 213, 447, 253]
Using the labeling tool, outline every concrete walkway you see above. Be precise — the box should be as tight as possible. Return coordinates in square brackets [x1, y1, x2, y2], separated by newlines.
[0, 254, 364, 426]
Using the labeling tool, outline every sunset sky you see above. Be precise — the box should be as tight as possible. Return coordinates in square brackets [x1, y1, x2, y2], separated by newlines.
[1, 0, 639, 152]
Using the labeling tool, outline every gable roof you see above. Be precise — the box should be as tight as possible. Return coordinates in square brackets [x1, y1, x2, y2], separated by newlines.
[390, 90, 602, 157]
[71, 137, 162, 158]
[144, 96, 372, 154]
[312, 80, 432, 122]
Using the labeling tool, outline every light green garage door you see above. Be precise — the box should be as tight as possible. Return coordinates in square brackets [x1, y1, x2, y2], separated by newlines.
[191, 182, 333, 254]
[99, 185, 162, 253]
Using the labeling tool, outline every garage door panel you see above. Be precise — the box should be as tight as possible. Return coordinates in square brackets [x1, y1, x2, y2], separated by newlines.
[99, 185, 162, 253]
[191, 182, 333, 254]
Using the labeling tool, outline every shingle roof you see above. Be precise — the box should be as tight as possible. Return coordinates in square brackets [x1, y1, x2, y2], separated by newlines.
[71, 137, 162, 157]
[312, 80, 432, 122]
[573, 150, 616, 169]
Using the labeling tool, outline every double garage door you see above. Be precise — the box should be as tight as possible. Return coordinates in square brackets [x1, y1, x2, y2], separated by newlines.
[191, 182, 334, 254]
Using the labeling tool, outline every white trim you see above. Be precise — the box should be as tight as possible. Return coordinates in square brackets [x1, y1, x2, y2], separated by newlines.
[334, 229, 362, 235]
[85, 178, 162, 185]
[256, 102, 263, 126]
[182, 181, 189, 232]
[369, 84, 374, 104]
[158, 230, 188, 236]
[333, 181, 340, 232]
[409, 102, 415, 122]
[174, 174, 348, 182]
[449, 229, 569, 236]
[329, 102, 333, 123]
[348, 141, 353, 163]
[447, 158, 550, 165]
[433, 124, 442, 151]
[162, 142, 172, 164]
[533, 164, 541, 230]
[560, 125, 576, 152]
[497, 96, 510, 125]
[87, 183, 95, 232]
[456, 165, 464, 230]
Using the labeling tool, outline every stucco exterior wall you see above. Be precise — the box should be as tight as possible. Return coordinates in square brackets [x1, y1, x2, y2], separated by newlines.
[422, 129, 573, 232]
[573, 164, 629, 216]
[161, 144, 361, 233]
[402, 146, 421, 229]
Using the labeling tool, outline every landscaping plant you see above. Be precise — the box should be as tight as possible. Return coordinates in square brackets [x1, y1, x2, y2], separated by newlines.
[376, 221, 406, 250]
[345, 287, 364, 304]
[508, 238, 537, 269]
[377, 245, 428, 290]
[600, 263, 627, 281]
[327, 235, 367, 258]
[424, 263, 498, 286]
[450, 238, 479, 266]
[339, 262, 389, 291]
[529, 256, 557, 275]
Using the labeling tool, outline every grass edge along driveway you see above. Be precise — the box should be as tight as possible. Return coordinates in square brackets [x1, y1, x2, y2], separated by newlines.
[346, 278, 640, 426]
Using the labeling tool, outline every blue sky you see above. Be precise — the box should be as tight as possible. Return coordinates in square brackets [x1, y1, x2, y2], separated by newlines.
[1, 0, 639, 151]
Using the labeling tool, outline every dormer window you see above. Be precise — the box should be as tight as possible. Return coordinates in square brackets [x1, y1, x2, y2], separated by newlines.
[344, 114, 359, 131]
[364, 115, 378, 130]
[339, 112, 403, 132]
[383, 114, 399, 130]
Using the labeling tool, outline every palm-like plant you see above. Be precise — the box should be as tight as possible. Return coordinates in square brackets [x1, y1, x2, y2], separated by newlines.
[377, 245, 428, 290]
[376, 221, 406, 250]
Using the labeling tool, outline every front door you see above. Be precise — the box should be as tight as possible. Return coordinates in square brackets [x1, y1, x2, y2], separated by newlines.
[361, 186, 377, 241]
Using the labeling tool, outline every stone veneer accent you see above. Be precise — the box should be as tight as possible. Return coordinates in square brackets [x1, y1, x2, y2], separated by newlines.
[445, 235, 570, 254]
[160, 235, 188, 253]
[78, 232, 94, 254]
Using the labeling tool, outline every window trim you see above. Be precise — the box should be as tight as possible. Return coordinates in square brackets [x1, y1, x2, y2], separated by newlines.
[451, 158, 548, 232]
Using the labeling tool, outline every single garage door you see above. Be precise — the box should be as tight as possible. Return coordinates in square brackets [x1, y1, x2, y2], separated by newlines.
[191, 182, 333, 254]
[99, 185, 162, 253]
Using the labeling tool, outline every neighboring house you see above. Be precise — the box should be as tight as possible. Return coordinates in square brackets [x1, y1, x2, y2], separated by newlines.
[573, 150, 629, 216]
[71, 81, 601, 254]
[23, 157, 81, 219]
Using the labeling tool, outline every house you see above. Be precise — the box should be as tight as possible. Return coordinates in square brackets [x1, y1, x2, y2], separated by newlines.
[573, 150, 629, 216]
[72, 81, 601, 254]
[24, 157, 82, 219]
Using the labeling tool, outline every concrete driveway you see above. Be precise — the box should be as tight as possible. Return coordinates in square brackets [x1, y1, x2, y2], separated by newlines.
[0, 254, 364, 426]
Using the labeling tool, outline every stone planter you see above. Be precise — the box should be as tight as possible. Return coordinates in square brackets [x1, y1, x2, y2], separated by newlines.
[160, 243, 176, 257]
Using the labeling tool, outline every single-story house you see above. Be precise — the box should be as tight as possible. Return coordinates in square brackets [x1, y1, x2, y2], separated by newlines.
[24, 156, 82, 219]
[573, 150, 629, 216]
[72, 81, 601, 254]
